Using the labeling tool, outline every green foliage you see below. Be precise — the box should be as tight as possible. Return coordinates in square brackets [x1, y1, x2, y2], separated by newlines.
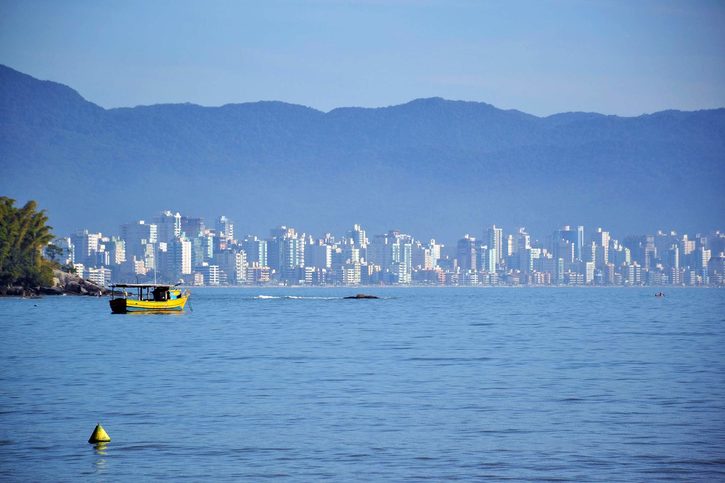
[61, 263, 77, 274]
[0, 197, 55, 288]
[44, 243, 63, 262]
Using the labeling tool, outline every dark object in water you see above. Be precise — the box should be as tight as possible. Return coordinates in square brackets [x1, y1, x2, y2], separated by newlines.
[655, 292, 665, 297]
[344, 294, 380, 299]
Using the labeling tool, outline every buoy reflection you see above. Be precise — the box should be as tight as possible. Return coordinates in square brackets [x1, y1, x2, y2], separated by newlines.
[93, 442, 108, 476]
[94, 442, 109, 455]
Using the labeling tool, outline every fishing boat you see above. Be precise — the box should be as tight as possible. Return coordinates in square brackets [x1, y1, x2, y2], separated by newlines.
[109, 283, 190, 313]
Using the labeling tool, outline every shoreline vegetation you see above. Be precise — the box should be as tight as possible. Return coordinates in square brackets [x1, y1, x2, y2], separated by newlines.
[0, 197, 106, 297]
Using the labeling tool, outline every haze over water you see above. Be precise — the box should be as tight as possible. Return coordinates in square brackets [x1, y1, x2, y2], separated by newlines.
[1, 287, 724, 480]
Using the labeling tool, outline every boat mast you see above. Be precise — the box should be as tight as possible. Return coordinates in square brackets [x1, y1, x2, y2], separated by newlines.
[154, 242, 157, 285]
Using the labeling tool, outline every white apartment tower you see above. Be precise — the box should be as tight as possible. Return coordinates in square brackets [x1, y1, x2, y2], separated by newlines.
[487, 225, 503, 268]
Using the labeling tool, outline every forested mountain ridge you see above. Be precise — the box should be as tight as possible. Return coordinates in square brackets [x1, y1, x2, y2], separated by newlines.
[1, 64, 723, 240]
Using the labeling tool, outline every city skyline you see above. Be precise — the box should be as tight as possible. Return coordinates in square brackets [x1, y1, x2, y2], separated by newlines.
[52, 208, 725, 288]
[3, 2, 724, 480]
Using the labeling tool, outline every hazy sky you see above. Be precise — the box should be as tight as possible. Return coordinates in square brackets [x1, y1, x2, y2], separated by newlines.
[1, 0, 724, 116]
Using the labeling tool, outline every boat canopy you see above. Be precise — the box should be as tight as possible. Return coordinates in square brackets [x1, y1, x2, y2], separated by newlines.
[110, 283, 175, 289]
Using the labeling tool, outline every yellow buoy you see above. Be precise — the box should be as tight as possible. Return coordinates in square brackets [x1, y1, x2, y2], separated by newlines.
[88, 423, 111, 443]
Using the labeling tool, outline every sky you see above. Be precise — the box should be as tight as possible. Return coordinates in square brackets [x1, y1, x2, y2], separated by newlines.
[0, 0, 723, 116]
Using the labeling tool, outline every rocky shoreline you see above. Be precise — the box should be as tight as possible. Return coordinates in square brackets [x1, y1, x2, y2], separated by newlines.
[0, 269, 108, 297]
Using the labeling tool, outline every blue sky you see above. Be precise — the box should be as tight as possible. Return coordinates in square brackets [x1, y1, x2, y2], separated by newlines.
[1, 0, 723, 115]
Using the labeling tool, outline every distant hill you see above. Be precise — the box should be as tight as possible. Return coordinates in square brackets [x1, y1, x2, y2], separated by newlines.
[1, 64, 723, 241]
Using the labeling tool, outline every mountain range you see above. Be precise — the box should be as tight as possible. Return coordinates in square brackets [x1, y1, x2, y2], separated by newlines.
[1, 64, 723, 242]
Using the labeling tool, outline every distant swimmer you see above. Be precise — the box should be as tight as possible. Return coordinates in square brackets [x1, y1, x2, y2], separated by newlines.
[655, 292, 665, 297]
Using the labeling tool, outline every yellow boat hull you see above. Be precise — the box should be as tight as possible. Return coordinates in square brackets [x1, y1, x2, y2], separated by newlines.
[110, 294, 189, 313]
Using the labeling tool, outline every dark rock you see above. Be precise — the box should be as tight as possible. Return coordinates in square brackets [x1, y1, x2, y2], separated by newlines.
[0, 286, 25, 296]
[66, 281, 81, 294]
[48, 269, 109, 296]
[39, 287, 63, 295]
[2, 269, 109, 297]
[344, 294, 380, 299]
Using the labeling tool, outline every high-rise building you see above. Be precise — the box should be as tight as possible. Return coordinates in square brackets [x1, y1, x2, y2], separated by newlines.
[368, 233, 394, 271]
[108, 237, 126, 265]
[349, 224, 368, 248]
[70, 229, 101, 265]
[668, 244, 680, 270]
[305, 240, 332, 269]
[592, 228, 610, 269]
[516, 228, 531, 253]
[680, 234, 696, 256]
[369, 231, 412, 284]
[190, 237, 205, 267]
[266, 228, 304, 282]
[156, 211, 181, 243]
[267, 238, 282, 272]
[604, 263, 616, 285]
[487, 225, 503, 268]
[412, 240, 435, 270]
[577, 226, 584, 261]
[180, 216, 205, 239]
[246, 263, 271, 284]
[243, 236, 268, 267]
[342, 262, 362, 285]
[505, 234, 515, 258]
[121, 220, 157, 261]
[212, 249, 247, 284]
[519, 247, 540, 274]
[558, 225, 583, 261]
[216, 215, 234, 242]
[367, 230, 413, 284]
[49, 237, 74, 265]
[554, 257, 564, 284]
[342, 245, 360, 264]
[169, 236, 191, 280]
[87, 267, 112, 287]
[643, 235, 656, 271]
[197, 263, 220, 286]
[282, 237, 302, 271]
[695, 246, 711, 270]
[200, 233, 214, 261]
[584, 261, 595, 284]
[456, 235, 477, 271]
[392, 235, 412, 284]
[481, 247, 497, 273]
[584, 241, 596, 265]
[553, 234, 575, 265]
[429, 239, 443, 268]
[142, 242, 157, 275]
[625, 262, 642, 285]
[234, 251, 247, 284]
[267, 226, 296, 273]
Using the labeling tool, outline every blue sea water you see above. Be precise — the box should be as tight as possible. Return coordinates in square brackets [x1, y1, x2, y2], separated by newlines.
[1, 287, 724, 481]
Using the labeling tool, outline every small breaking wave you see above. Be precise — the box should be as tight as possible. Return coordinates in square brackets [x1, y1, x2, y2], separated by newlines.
[253, 295, 340, 300]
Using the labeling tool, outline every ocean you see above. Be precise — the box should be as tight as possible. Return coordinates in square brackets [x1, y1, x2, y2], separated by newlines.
[1, 287, 724, 481]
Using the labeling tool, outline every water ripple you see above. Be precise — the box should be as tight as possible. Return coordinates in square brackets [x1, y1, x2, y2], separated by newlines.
[0, 287, 723, 480]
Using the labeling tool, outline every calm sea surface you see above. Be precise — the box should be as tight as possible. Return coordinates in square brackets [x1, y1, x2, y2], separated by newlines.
[1, 287, 724, 481]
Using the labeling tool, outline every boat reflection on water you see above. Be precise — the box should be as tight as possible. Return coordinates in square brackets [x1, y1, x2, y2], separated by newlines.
[120, 310, 188, 317]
